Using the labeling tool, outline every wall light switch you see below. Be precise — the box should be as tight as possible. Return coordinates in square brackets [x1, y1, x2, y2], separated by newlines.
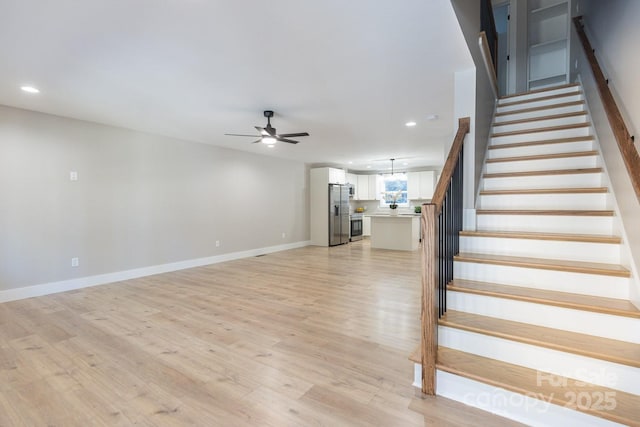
[215, 240, 220, 247]
[70, 171, 78, 181]
[71, 257, 79, 267]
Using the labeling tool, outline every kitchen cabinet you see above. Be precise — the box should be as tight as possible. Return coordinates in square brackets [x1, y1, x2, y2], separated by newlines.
[527, 0, 570, 90]
[356, 175, 379, 200]
[407, 171, 435, 200]
[346, 173, 357, 186]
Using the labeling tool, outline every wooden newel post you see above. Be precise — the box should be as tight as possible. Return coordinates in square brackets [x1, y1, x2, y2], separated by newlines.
[421, 203, 437, 395]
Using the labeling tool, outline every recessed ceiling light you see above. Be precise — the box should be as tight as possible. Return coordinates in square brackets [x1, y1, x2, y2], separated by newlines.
[405, 121, 417, 127]
[21, 85, 40, 94]
[366, 165, 372, 169]
[348, 161, 353, 164]
[403, 162, 409, 166]
[426, 114, 439, 121]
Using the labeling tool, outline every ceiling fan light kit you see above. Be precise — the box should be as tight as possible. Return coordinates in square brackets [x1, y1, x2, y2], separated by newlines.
[225, 110, 309, 145]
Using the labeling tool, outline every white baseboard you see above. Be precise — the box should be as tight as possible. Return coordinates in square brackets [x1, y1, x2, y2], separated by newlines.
[0, 240, 311, 303]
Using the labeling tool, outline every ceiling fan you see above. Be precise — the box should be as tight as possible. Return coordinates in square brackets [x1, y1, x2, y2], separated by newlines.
[225, 110, 309, 145]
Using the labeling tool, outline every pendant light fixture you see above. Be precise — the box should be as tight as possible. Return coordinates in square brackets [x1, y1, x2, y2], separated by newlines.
[390, 158, 395, 175]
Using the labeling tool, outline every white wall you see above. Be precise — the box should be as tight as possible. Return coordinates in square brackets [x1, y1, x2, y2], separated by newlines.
[0, 106, 309, 297]
[570, 0, 640, 307]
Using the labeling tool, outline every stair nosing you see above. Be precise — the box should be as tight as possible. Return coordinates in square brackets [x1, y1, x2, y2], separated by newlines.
[479, 187, 609, 195]
[491, 122, 591, 138]
[436, 346, 640, 427]
[448, 279, 640, 318]
[483, 167, 603, 178]
[495, 100, 585, 117]
[499, 83, 580, 101]
[486, 150, 598, 163]
[498, 91, 583, 108]
[476, 209, 614, 217]
[454, 252, 629, 277]
[493, 111, 587, 127]
[459, 230, 620, 244]
[488, 136, 595, 150]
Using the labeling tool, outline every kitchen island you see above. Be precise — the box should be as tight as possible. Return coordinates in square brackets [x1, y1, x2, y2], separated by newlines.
[368, 214, 420, 251]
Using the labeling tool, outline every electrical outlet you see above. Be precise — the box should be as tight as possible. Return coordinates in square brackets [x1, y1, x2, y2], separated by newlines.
[281, 232, 286, 239]
[215, 240, 220, 247]
[71, 257, 79, 267]
[70, 171, 78, 181]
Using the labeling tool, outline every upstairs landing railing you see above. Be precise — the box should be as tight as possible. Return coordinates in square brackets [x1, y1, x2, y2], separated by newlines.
[420, 117, 470, 394]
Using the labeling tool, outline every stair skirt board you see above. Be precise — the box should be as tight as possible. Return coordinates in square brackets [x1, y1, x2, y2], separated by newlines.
[438, 328, 640, 396]
[453, 262, 629, 299]
[434, 370, 627, 427]
[447, 292, 640, 344]
[459, 236, 620, 264]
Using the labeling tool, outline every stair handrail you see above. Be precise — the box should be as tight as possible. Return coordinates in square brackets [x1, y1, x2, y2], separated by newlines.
[420, 116, 470, 395]
[573, 16, 640, 202]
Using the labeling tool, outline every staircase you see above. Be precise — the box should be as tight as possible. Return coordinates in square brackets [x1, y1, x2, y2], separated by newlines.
[412, 83, 640, 426]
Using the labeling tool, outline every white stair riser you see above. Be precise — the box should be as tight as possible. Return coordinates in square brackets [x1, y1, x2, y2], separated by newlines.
[482, 173, 604, 190]
[497, 94, 584, 113]
[477, 193, 610, 210]
[498, 86, 581, 105]
[491, 127, 591, 145]
[447, 292, 638, 343]
[434, 370, 625, 427]
[487, 140, 595, 159]
[492, 115, 588, 133]
[494, 103, 586, 123]
[454, 262, 629, 299]
[459, 236, 620, 264]
[440, 327, 640, 396]
[476, 214, 613, 235]
[485, 155, 599, 174]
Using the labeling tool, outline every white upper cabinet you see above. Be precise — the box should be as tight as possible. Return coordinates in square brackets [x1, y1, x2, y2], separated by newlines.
[356, 175, 369, 200]
[329, 168, 346, 184]
[407, 171, 435, 200]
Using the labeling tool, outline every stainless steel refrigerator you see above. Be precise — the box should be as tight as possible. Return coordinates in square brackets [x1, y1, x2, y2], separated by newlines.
[329, 184, 350, 246]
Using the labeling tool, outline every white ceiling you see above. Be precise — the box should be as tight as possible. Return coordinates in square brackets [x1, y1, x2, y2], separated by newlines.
[0, 0, 473, 172]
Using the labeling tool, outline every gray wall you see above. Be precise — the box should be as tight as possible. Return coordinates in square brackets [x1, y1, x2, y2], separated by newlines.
[0, 105, 309, 291]
[570, 0, 640, 306]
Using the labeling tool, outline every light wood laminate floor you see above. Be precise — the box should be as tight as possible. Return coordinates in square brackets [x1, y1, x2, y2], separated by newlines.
[0, 240, 522, 426]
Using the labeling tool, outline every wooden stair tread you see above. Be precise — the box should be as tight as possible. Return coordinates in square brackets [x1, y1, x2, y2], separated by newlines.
[459, 230, 621, 244]
[486, 150, 598, 163]
[437, 346, 640, 426]
[454, 253, 630, 277]
[448, 279, 640, 318]
[493, 111, 587, 127]
[409, 345, 421, 364]
[489, 135, 595, 150]
[499, 91, 583, 108]
[484, 167, 603, 178]
[476, 209, 614, 217]
[439, 311, 640, 368]
[495, 100, 585, 117]
[499, 83, 580, 100]
[491, 122, 590, 138]
[480, 187, 608, 195]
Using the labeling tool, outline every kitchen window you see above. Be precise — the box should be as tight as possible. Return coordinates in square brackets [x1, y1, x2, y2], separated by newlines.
[379, 173, 409, 207]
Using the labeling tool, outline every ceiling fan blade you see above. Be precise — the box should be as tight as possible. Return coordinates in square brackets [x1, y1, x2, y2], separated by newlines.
[225, 133, 261, 137]
[278, 132, 309, 138]
[277, 138, 299, 144]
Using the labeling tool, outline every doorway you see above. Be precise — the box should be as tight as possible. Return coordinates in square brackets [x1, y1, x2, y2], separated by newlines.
[493, 2, 510, 96]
